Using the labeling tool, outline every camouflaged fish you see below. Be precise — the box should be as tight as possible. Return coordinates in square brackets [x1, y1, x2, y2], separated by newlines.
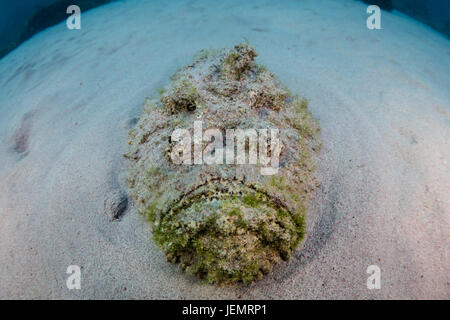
[126, 43, 321, 285]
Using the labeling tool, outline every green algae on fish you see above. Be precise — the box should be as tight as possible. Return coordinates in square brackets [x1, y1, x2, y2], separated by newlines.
[126, 43, 321, 285]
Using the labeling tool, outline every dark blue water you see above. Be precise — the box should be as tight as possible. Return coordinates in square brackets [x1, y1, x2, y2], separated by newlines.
[0, 0, 116, 59]
[364, 0, 450, 35]
[0, 0, 449, 60]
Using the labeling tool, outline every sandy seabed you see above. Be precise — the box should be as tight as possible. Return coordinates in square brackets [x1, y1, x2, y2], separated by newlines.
[0, 0, 448, 299]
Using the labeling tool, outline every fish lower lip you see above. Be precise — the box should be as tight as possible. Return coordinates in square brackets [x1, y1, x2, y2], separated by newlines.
[163, 177, 291, 217]
[151, 176, 306, 285]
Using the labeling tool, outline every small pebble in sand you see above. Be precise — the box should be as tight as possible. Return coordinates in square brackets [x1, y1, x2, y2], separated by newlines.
[104, 190, 128, 221]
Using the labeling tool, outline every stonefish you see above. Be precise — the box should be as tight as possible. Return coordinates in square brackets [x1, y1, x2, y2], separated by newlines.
[126, 43, 321, 285]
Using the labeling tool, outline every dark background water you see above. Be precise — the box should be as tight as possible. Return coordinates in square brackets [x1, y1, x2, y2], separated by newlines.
[0, 0, 449, 60]
[0, 0, 117, 59]
[363, 0, 450, 35]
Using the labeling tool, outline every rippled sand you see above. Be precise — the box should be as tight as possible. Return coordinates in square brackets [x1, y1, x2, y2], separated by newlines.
[0, 0, 448, 299]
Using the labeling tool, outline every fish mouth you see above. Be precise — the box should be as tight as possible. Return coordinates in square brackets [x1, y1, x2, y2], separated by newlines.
[162, 177, 292, 219]
[151, 177, 306, 285]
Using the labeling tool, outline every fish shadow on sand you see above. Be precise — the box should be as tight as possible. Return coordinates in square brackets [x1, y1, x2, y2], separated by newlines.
[274, 175, 340, 281]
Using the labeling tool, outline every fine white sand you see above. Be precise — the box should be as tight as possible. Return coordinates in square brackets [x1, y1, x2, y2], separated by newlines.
[0, 0, 448, 299]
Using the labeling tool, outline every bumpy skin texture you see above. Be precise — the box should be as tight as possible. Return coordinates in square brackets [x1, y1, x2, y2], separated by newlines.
[126, 43, 321, 285]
